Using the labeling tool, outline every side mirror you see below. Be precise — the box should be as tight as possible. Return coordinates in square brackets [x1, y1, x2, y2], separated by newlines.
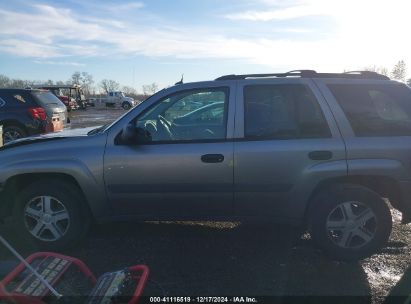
[120, 124, 152, 145]
[121, 123, 137, 144]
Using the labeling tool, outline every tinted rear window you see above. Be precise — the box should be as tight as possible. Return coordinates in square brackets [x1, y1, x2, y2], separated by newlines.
[244, 84, 331, 140]
[32, 91, 64, 106]
[328, 83, 411, 137]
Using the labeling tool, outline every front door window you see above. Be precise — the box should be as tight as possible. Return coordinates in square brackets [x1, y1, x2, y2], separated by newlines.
[136, 88, 229, 142]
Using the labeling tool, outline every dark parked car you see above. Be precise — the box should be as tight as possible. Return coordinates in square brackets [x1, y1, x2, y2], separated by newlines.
[173, 102, 224, 124]
[0, 89, 67, 143]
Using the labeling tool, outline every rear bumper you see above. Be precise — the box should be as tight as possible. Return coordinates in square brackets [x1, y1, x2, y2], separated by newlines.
[26, 120, 47, 136]
[399, 180, 411, 224]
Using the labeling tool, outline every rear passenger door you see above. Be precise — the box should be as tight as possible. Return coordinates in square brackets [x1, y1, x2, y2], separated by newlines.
[233, 79, 347, 221]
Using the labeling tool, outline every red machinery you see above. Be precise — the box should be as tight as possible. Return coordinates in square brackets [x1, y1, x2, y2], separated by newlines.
[0, 237, 149, 304]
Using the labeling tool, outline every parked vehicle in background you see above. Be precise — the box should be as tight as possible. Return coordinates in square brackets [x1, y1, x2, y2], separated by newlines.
[0, 89, 67, 143]
[1, 70, 411, 261]
[85, 98, 96, 107]
[47, 87, 78, 111]
[97, 91, 136, 110]
[37, 85, 87, 111]
[172, 101, 225, 126]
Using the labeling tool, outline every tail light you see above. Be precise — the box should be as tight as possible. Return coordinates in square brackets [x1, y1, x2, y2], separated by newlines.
[28, 107, 47, 121]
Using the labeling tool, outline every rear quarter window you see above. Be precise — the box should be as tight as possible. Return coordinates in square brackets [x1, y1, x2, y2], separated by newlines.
[328, 83, 411, 137]
[31, 91, 63, 106]
[0, 92, 36, 109]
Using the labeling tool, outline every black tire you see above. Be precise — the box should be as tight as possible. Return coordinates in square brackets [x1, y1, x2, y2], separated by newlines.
[309, 183, 392, 261]
[122, 102, 131, 110]
[13, 179, 90, 251]
[3, 125, 26, 143]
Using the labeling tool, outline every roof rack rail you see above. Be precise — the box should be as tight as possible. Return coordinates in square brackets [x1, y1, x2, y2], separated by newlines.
[215, 70, 390, 81]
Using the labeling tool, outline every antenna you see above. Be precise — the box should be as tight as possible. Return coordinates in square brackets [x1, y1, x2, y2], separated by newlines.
[175, 74, 184, 85]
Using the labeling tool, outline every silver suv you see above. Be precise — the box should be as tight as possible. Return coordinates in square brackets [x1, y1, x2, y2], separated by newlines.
[1, 70, 410, 260]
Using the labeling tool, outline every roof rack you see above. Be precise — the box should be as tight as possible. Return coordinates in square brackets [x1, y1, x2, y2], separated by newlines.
[215, 70, 390, 81]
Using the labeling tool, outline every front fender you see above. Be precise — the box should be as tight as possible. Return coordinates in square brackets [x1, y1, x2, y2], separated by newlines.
[0, 159, 109, 219]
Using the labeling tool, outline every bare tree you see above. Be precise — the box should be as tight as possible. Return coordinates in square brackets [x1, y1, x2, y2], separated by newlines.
[0, 74, 61, 89]
[10, 79, 25, 88]
[99, 79, 120, 94]
[0, 75, 11, 88]
[142, 83, 158, 96]
[0, 78, 36, 88]
[69, 72, 94, 96]
[80, 72, 94, 96]
[122, 86, 137, 96]
[71, 71, 81, 85]
[391, 60, 407, 82]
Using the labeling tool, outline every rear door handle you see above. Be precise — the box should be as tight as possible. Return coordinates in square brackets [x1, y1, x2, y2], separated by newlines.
[308, 151, 333, 160]
[201, 154, 224, 163]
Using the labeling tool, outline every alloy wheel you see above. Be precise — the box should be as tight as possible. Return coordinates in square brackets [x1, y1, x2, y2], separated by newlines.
[4, 130, 22, 143]
[24, 196, 70, 242]
[326, 201, 377, 249]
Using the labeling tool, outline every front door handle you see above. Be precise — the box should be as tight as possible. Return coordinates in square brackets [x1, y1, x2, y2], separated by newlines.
[201, 154, 224, 163]
[308, 151, 333, 160]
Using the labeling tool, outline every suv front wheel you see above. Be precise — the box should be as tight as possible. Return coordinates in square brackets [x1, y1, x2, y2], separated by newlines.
[309, 184, 392, 260]
[14, 179, 90, 250]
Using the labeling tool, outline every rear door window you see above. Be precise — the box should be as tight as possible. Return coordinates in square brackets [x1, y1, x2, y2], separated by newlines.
[328, 83, 411, 137]
[244, 84, 331, 140]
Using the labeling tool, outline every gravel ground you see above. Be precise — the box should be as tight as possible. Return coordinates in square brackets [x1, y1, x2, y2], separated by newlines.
[0, 108, 410, 303]
[67, 106, 125, 129]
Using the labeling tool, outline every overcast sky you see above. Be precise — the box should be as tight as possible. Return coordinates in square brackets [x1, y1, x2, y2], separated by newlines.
[0, 0, 410, 90]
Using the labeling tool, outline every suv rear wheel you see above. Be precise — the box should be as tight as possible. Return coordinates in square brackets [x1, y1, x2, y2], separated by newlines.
[309, 184, 392, 260]
[14, 179, 90, 250]
[3, 125, 26, 143]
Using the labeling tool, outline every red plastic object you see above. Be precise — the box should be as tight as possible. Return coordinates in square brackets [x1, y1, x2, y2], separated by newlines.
[128, 265, 150, 304]
[0, 252, 96, 304]
[0, 252, 149, 304]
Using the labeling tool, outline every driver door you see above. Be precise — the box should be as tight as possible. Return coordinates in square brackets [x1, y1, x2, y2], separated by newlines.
[103, 86, 235, 218]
